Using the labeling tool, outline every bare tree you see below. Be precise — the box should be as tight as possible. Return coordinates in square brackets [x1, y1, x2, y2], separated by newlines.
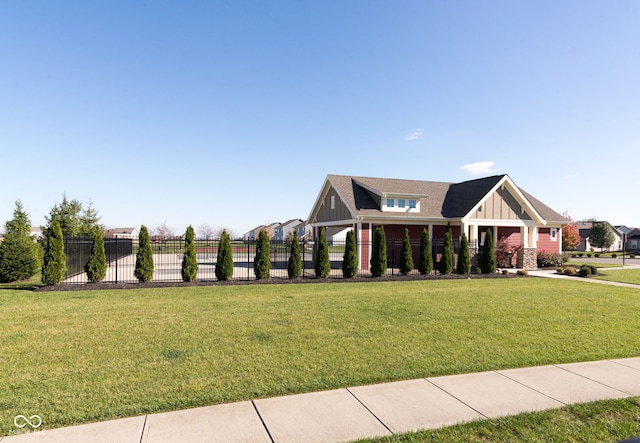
[153, 221, 176, 240]
[198, 224, 215, 240]
[214, 227, 236, 240]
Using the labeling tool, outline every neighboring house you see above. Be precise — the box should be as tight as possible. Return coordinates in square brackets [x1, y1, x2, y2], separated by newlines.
[30, 226, 43, 239]
[293, 220, 310, 240]
[325, 226, 351, 245]
[244, 225, 266, 241]
[104, 227, 139, 240]
[307, 174, 566, 269]
[273, 219, 303, 241]
[244, 223, 280, 240]
[626, 228, 640, 252]
[575, 222, 623, 252]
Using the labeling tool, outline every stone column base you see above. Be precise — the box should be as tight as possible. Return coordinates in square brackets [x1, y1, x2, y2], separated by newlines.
[517, 248, 537, 269]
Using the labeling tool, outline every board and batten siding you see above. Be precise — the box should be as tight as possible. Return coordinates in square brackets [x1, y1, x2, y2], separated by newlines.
[470, 187, 532, 221]
[312, 185, 353, 224]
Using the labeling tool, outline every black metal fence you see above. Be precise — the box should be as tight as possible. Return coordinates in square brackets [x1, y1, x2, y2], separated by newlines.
[62, 237, 480, 284]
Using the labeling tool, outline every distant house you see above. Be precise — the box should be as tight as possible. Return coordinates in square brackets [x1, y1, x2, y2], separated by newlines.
[626, 228, 640, 252]
[293, 220, 310, 240]
[104, 227, 139, 240]
[273, 219, 303, 241]
[244, 225, 266, 241]
[30, 226, 43, 239]
[307, 174, 566, 269]
[575, 222, 623, 252]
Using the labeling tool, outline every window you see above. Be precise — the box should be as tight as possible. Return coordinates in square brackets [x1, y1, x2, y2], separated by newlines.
[386, 198, 394, 208]
[331, 195, 335, 210]
[398, 199, 406, 208]
[409, 199, 417, 209]
[550, 228, 557, 241]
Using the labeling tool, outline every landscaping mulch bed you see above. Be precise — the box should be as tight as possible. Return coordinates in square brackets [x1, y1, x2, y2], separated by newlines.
[35, 271, 527, 292]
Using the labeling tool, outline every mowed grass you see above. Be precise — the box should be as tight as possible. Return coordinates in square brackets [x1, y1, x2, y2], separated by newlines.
[358, 397, 640, 443]
[2, 279, 640, 435]
[595, 268, 640, 285]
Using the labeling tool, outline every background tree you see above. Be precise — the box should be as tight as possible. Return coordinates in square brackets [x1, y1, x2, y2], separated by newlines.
[439, 224, 454, 275]
[0, 201, 41, 282]
[42, 220, 67, 285]
[45, 193, 83, 237]
[215, 229, 234, 281]
[588, 222, 615, 252]
[370, 226, 387, 277]
[253, 229, 271, 279]
[153, 221, 175, 240]
[342, 229, 358, 278]
[417, 228, 433, 275]
[315, 226, 331, 278]
[287, 231, 302, 279]
[134, 225, 154, 282]
[181, 225, 198, 282]
[562, 223, 581, 251]
[480, 228, 496, 274]
[398, 228, 414, 276]
[78, 200, 104, 237]
[198, 224, 215, 241]
[85, 230, 107, 283]
[456, 232, 471, 274]
[214, 227, 236, 240]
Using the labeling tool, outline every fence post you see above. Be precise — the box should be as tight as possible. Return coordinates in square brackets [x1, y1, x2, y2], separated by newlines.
[115, 237, 118, 284]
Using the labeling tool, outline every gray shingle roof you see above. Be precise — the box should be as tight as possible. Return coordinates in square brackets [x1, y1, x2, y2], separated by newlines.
[326, 174, 564, 223]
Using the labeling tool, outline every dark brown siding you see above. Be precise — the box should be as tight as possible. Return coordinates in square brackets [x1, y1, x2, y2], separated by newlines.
[313, 185, 353, 223]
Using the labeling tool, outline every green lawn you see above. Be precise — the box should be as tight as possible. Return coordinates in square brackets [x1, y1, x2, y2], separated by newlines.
[2, 279, 640, 436]
[357, 397, 640, 443]
[594, 268, 640, 285]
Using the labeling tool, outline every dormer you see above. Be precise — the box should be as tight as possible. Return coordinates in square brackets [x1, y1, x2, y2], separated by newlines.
[382, 195, 421, 213]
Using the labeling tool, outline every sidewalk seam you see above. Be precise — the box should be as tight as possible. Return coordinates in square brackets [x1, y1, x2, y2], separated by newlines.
[346, 388, 394, 435]
[252, 400, 275, 443]
[424, 378, 488, 419]
[138, 415, 148, 443]
[553, 363, 632, 396]
[496, 371, 567, 405]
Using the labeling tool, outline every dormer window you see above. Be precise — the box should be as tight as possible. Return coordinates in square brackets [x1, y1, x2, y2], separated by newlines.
[383, 196, 420, 212]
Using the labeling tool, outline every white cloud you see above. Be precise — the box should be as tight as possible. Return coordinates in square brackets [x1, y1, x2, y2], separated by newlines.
[564, 173, 578, 180]
[460, 161, 498, 176]
[404, 129, 424, 141]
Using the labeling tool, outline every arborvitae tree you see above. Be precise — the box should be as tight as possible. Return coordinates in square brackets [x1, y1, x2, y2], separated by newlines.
[287, 231, 302, 279]
[480, 228, 496, 274]
[134, 225, 154, 282]
[85, 230, 107, 283]
[456, 232, 471, 274]
[181, 225, 198, 282]
[417, 228, 433, 275]
[439, 224, 455, 275]
[0, 200, 40, 282]
[253, 229, 271, 279]
[342, 229, 358, 278]
[41, 220, 67, 285]
[315, 226, 331, 278]
[215, 229, 234, 281]
[398, 228, 414, 276]
[370, 226, 387, 277]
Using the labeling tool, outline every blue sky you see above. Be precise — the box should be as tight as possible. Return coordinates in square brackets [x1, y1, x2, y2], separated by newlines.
[1, 1, 639, 236]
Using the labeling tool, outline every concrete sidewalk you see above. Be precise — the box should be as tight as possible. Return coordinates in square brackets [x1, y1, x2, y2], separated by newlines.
[4, 358, 640, 443]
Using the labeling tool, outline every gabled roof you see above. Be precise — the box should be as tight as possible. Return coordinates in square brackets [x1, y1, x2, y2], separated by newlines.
[309, 174, 565, 225]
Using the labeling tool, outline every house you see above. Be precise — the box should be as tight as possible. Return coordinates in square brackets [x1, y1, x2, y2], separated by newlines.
[244, 225, 266, 241]
[244, 223, 280, 241]
[293, 220, 310, 240]
[575, 222, 623, 252]
[625, 228, 640, 252]
[307, 174, 566, 269]
[104, 227, 139, 240]
[273, 219, 303, 241]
